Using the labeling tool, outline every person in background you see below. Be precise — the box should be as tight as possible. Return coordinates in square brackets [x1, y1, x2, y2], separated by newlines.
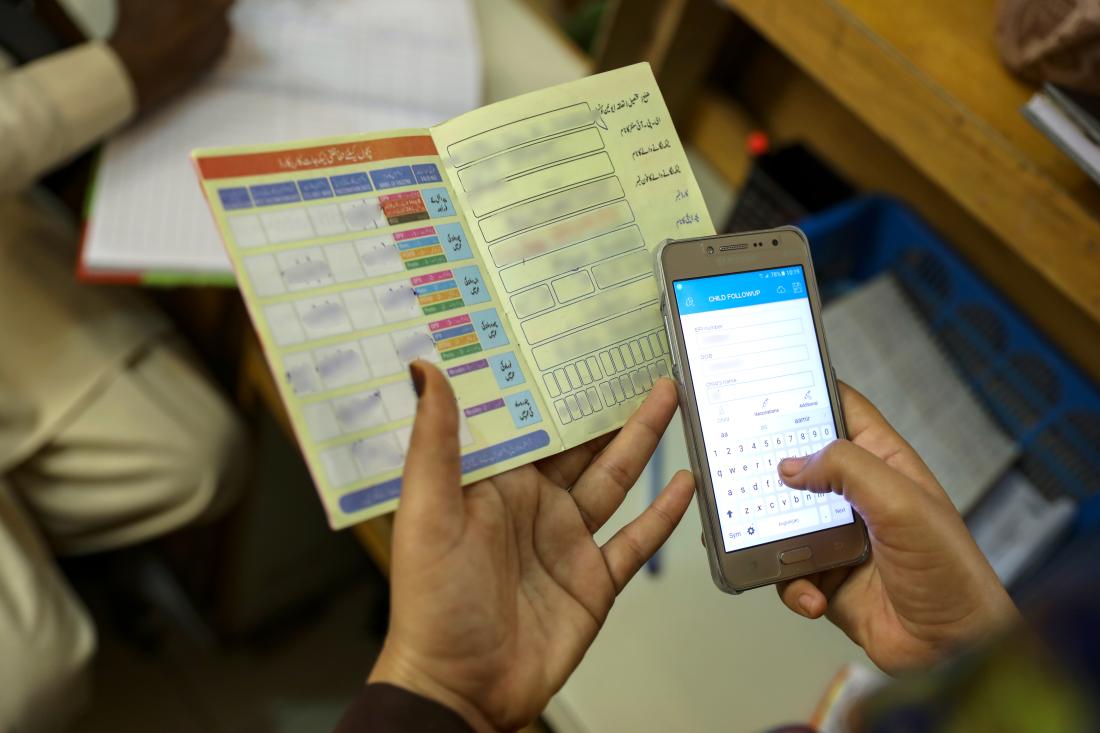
[0, 1, 244, 729]
[333, 362, 1099, 732]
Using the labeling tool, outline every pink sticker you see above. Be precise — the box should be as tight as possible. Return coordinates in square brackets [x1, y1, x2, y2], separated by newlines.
[429, 314, 473, 332]
[410, 270, 454, 286]
[393, 226, 436, 242]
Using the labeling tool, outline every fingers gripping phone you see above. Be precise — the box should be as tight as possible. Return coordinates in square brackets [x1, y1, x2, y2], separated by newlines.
[656, 227, 868, 593]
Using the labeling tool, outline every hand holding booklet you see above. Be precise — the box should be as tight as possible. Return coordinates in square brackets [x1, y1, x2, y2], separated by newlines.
[192, 64, 715, 528]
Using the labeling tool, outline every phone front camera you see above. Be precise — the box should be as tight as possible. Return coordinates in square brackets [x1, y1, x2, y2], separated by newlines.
[772, 239, 779, 246]
[706, 245, 715, 255]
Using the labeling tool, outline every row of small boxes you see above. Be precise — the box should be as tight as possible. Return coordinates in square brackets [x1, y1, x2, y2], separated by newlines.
[553, 358, 670, 423]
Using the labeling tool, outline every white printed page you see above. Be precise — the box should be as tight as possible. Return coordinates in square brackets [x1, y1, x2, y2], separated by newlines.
[83, 0, 482, 279]
[430, 63, 716, 446]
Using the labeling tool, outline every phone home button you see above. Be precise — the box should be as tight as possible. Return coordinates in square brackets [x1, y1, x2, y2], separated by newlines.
[779, 546, 813, 565]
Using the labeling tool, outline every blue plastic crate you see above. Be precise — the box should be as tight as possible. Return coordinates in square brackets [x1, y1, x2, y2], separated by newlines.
[796, 196, 1100, 535]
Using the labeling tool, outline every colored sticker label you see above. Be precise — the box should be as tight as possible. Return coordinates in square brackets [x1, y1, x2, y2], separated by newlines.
[370, 166, 416, 190]
[423, 187, 455, 218]
[453, 265, 491, 305]
[464, 398, 505, 418]
[488, 352, 525, 388]
[298, 178, 334, 200]
[506, 391, 541, 428]
[250, 181, 300, 206]
[446, 358, 489, 378]
[380, 191, 429, 225]
[471, 307, 508, 349]
[412, 163, 443, 183]
[435, 222, 472, 262]
[218, 187, 252, 210]
[331, 172, 373, 195]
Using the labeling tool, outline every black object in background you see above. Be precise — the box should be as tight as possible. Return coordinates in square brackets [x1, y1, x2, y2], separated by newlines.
[725, 142, 855, 233]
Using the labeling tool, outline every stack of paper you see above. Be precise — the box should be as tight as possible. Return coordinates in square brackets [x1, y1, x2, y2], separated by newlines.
[81, 0, 482, 283]
[823, 274, 1019, 512]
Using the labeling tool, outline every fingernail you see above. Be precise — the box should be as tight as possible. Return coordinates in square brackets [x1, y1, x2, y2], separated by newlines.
[409, 361, 426, 398]
[798, 594, 815, 617]
[780, 456, 809, 476]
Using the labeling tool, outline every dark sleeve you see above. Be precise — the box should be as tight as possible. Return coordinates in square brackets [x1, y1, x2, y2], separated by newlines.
[334, 683, 475, 733]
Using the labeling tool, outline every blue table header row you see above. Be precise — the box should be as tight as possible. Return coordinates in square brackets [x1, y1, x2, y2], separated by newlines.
[216, 163, 443, 210]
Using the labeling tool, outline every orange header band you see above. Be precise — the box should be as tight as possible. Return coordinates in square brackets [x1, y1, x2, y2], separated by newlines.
[196, 135, 438, 179]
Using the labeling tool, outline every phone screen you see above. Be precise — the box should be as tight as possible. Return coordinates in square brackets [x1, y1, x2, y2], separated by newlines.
[673, 265, 854, 552]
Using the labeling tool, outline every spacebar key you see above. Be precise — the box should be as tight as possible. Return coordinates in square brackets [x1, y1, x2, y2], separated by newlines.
[757, 507, 820, 538]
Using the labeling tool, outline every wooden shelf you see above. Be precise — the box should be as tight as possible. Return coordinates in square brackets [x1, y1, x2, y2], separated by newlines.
[723, 0, 1100, 332]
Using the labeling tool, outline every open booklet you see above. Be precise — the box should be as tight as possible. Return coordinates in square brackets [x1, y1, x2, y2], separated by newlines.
[192, 63, 715, 529]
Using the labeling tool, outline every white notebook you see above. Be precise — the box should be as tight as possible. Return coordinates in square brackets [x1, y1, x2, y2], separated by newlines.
[80, 0, 482, 284]
[823, 274, 1019, 512]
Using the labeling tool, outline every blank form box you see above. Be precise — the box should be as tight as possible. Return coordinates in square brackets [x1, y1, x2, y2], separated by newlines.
[295, 295, 352, 340]
[392, 325, 438, 363]
[303, 401, 342, 441]
[282, 351, 320, 395]
[264, 303, 306, 346]
[499, 224, 642, 292]
[511, 285, 555, 319]
[341, 288, 384, 330]
[360, 334, 402, 377]
[394, 426, 413, 455]
[468, 153, 615, 216]
[341, 198, 386, 231]
[320, 445, 361, 487]
[228, 214, 268, 248]
[243, 253, 286, 296]
[277, 247, 334, 290]
[313, 342, 371, 389]
[260, 208, 315, 244]
[447, 102, 593, 166]
[592, 249, 652, 289]
[379, 380, 417, 421]
[373, 282, 421, 323]
[458, 127, 604, 191]
[521, 277, 656, 345]
[351, 433, 404, 475]
[324, 241, 365, 283]
[356, 235, 405, 276]
[552, 271, 595, 302]
[458, 416, 474, 447]
[532, 304, 660, 370]
[307, 203, 348, 237]
[332, 389, 388, 433]
[479, 177, 624, 242]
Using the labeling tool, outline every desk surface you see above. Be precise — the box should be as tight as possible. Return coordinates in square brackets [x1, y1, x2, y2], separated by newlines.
[724, 0, 1100, 329]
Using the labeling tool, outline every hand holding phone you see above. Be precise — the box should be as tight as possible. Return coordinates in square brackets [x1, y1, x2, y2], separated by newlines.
[657, 227, 868, 592]
[776, 384, 1020, 674]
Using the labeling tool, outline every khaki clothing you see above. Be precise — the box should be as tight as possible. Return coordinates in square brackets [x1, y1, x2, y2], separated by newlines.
[0, 42, 164, 468]
[0, 41, 245, 731]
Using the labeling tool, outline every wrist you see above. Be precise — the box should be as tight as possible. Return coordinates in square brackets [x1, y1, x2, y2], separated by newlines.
[369, 645, 498, 733]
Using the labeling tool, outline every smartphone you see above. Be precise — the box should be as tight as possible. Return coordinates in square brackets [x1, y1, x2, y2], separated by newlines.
[655, 227, 868, 593]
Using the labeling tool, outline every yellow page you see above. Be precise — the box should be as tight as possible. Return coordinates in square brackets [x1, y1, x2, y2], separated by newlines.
[192, 130, 561, 529]
[430, 63, 716, 446]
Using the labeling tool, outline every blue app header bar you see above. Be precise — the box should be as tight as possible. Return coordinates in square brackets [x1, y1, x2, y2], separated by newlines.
[674, 266, 808, 315]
